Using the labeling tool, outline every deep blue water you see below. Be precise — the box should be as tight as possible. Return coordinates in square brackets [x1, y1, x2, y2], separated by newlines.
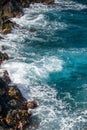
[1, 0, 87, 129]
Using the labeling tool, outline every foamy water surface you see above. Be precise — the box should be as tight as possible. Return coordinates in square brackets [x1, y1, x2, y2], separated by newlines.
[1, 0, 87, 129]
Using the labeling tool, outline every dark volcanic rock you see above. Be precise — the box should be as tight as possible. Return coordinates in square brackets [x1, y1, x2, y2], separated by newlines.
[0, 0, 54, 34]
[0, 76, 37, 129]
[2, 70, 11, 84]
[0, 52, 9, 64]
[7, 85, 26, 101]
[0, 78, 7, 96]
[0, 0, 53, 129]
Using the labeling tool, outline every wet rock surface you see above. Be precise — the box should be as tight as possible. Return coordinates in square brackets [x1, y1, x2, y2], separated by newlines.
[0, 51, 9, 64]
[0, 47, 37, 129]
[0, 73, 37, 129]
[0, 0, 54, 129]
[0, 0, 54, 34]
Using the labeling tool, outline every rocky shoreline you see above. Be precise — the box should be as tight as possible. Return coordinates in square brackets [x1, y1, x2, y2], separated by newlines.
[0, 0, 54, 129]
[0, 49, 37, 129]
[0, 0, 54, 34]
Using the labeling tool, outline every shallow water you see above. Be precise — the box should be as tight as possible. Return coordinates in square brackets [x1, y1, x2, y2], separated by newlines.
[0, 0, 87, 129]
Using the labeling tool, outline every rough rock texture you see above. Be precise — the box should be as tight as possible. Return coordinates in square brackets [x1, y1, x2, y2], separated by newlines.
[0, 0, 54, 33]
[0, 0, 54, 128]
[0, 47, 37, 129]
[0, 72, 37, 129]
[0, 51, 9, 64]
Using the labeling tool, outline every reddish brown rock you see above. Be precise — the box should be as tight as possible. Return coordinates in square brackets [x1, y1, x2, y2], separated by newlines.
[0, 78, 35, 129]
[1, 19, 19, 34]
[27, 101, 37, 109]
[5, 109, 32, 128]
[2, 26, 11, 34]
[7, 85, 26, 101]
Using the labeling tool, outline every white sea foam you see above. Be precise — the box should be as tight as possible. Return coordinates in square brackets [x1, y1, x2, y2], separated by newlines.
[28, 84, 87, 130]
[2, 55, 63, 85]
[11, 3, 67, 32]
[55, 0, 87, 10]
[11, 4, 48, 27]
[2, 53, 87, 130]
[1, 1, 87, 129]
[12, 14, 47, 28]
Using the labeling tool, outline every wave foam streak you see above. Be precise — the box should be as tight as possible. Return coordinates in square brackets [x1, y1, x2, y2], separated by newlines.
[2, 56, 63, 85]
[1, 0, 87, 129]
[55, 0, 87, 10]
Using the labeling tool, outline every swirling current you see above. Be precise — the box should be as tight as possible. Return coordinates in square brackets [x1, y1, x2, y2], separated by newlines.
[0, 0, 87, 129]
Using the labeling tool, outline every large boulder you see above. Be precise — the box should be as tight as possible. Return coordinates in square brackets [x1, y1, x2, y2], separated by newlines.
[0, 75, 37, 129]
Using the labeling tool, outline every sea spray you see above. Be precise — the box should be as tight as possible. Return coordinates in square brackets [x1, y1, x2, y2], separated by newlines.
[0, 0, 87, 129]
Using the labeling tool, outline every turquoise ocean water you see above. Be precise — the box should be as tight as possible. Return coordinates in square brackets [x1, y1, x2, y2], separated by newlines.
[0, 0, 87, 129]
